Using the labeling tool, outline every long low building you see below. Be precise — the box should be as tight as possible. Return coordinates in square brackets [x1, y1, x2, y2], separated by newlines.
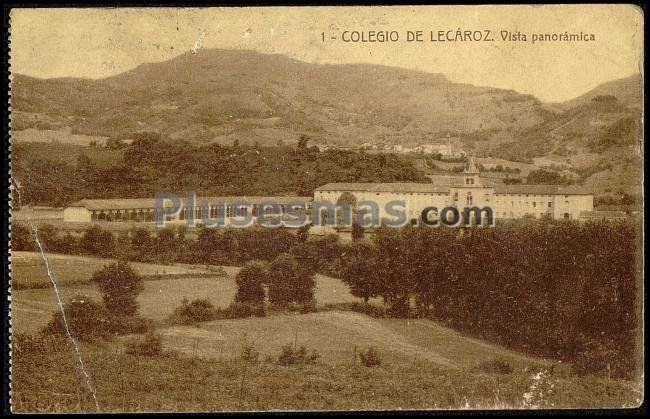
[314, 159, 593, 222]
[63, 159, 594, 225]
[63, 196, 313, 223]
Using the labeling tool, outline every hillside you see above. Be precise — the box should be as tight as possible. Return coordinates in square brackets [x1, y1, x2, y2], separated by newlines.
[159, 311, 541, 369]
[11, 49, 547, 146]
[557, 74, 643, 111]
[484, 87, 642, 198]
[10, 49, 643, 199]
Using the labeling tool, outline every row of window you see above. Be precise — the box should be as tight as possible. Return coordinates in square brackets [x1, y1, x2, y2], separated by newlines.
[318, 192, 449, 197]
[90, 205, 307, 221]
[499, 201, 554, 208]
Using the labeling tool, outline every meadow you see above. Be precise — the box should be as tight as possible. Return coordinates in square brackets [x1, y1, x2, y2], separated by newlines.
[12, 128, 110, 147]
[10, 251, 643, 411]
[11, 251, 226, 289]
[12, 337, 641, 412]
[157, 311, 539, 370]
[11, 252, 357, 334]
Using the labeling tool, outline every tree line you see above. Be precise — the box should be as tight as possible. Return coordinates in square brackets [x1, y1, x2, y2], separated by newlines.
[338, 221, 640, 378]
[14, 219, 641, 378]
[12, 137, 427, 207]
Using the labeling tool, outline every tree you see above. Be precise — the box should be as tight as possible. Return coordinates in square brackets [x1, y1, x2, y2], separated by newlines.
[156, 226, 177, 261]
[370, 227, 414, 317]
[235, 260, 268, 305]
[130, 227, 153, 261]
[297, 135, 309, 151]
[336, 192, 357, 228]
[37, 223, 59, 251]
[339, 241, 379, 303]
[296, 224, 311, 242]
[42, 294, 111, 342]
[526, 168, 573, 185]
[81, 225, 115, 258]
[503, 177, 523, 184]
[351, 222, 364, 241]
[268, 253, 315, 308]
[11, 223, 33, 251]
[91, 262, 144, 316]
[57, 233, 79, 254]
[74, 153, 96, 196]
[106, 137, 126, 150]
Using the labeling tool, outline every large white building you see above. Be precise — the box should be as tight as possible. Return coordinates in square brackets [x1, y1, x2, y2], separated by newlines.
[314, 159, 593, 224]
[63, 159, 594, 225]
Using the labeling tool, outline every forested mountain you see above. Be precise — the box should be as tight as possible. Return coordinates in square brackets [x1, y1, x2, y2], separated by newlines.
[11, 49, 643, 201]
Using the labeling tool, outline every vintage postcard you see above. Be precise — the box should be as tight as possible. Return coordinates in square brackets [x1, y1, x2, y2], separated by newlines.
[7, 5, 644, 412]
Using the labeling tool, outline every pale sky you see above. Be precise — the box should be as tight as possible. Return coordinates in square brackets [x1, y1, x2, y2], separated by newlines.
[9, 5, 644, 102]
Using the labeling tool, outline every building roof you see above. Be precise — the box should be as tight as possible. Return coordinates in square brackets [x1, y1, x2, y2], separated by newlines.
[68, 199, 159, 210]
[316, 179, 591, 196]
[492, 184, 591, 195]
[315, 183, 451, 194]
[69, 196, 313, 211]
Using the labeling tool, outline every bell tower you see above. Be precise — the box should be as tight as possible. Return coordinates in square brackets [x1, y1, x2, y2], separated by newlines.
[463, 156, 480, 186]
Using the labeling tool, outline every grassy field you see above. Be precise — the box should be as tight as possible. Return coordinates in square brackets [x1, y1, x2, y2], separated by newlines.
[11, 251, 226, 289]
[11, 337, 642, 412]
[10, 252, 643, 411]
[11, 207, 64, 221]
[12, 132, 124, 169]
[12, 128, 110, 147]
[158, 311, 541, 370]
[11, 252, 357, 334]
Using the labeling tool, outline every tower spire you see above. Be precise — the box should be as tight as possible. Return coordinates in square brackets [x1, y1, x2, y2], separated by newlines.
[464, 155, 479, 174]
[462, 155, 480, 187]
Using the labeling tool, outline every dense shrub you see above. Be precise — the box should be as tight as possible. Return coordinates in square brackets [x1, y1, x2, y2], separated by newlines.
[235, 260, 268, 305]
[12, 333, 67, 356]
[267, 253, 315, 308]
[359, 347, 382, 367]
[11, 223, 34, 251]
[125, 332, 163, 357]
[320, 302, 387, 318]
[526, 168, 574, 185]
[80, 225, 115, 258]
[241, 343, 260, 362]
[474, 358, 514, 375]
[278, 301, 317, 314]
[169, 299, 265, 324]
[339, 242, 379, 304]
[91, 261, 144, 317]
[41, 295, 111, 342]
[108, 315, 152, 335]
[181, 298, 216, 322]
[168, 298, 218, 325]
[218, 302, 265, 319]
[277, 344, 320, 366]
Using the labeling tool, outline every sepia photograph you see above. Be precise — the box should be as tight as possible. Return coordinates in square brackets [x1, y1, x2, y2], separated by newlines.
[6, 4, 645, 412]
